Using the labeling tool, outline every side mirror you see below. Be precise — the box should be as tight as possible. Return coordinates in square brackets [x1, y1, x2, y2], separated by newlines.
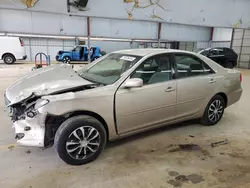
[123, 78, 143, 88]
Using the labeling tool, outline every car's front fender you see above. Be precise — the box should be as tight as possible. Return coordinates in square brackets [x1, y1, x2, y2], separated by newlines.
[61, 53, 73, 60]
[39, 88, 118, 140]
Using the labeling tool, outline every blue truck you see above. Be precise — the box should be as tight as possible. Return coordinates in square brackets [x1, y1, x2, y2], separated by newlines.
[56, 45, 102, 63]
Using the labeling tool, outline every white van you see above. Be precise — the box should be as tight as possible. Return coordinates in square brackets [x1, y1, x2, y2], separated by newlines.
[0, 36, 27, 64]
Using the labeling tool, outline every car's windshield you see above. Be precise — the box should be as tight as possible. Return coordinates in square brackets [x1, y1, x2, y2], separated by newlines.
[77, 53, 142, 85]
[72, 46, 82, 51]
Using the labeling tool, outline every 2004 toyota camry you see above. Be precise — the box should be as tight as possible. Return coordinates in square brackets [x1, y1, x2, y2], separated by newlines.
[4, 49, 242, 165]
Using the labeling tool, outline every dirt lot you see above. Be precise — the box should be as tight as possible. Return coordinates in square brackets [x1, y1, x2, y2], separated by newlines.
[0, 62, 250, 188]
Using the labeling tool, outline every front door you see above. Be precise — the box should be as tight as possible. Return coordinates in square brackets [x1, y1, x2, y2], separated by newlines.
[72, 46, 82, 60]
[115, 54, 177, 134]
[173, 53, 216, 119]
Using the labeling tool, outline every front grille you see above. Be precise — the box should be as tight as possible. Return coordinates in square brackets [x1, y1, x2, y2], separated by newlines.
[4, 92, 10, 106]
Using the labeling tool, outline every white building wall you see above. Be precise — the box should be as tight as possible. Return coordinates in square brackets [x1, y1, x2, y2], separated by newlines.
[0, 9, 88, 36]
[1, 0, 250, 28]
[91, 18, 158, 39]
[161, 23, 210, 41]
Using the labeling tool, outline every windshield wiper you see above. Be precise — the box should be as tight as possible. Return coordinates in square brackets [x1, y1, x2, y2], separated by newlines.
[78, 73, 104, 85]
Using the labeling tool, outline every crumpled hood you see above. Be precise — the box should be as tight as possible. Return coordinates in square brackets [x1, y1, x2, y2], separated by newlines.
[5, 64, 92, 105]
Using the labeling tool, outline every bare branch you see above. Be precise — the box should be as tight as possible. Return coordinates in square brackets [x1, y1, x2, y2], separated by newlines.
[126, 9, 133, 20]
[150, 9, 164, 20]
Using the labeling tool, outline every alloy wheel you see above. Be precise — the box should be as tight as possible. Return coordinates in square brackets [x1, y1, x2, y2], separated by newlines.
[66, 126, 101, 160]
[63, 57, 70, 64]
[208, 100, 223, 123]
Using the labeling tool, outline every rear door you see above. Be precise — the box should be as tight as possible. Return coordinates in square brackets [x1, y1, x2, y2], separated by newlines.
[173, 53, 216, 119]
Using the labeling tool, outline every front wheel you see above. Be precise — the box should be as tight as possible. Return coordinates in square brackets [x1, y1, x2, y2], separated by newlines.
[62, 56, 71, 64]
[201, 95, 225, 126]
[55, 115, 107, 165]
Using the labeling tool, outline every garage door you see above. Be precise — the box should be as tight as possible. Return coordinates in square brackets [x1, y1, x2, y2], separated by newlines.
[232, 29, 250, 68]
[23, 38, 76, 61]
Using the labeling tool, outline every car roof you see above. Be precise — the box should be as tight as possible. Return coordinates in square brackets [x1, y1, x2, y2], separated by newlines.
[77, 45, 99, 48]
[205, 47, 230, 50]
[112, 48, 197, 57]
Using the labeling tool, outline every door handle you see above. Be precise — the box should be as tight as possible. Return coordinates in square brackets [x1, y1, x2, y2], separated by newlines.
[165, 87, 175, 92]
[209, 79, 216, 84]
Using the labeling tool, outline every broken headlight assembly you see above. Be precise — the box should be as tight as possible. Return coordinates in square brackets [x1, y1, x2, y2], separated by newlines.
[34, 99, 49, 110]
[26, 99, 49, 118]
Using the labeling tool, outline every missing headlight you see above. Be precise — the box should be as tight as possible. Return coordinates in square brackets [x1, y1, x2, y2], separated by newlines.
[27, 111, 36, 118]
[34, 99, 49, 110]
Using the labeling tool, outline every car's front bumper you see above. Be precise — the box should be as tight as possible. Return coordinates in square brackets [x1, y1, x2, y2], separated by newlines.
[55, 55, 62, 61]
[13, 112, 46, 147]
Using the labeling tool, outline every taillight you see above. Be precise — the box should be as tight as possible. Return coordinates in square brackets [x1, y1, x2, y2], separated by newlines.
[19, 38, 24, 47]
[240, 73, 242, 82]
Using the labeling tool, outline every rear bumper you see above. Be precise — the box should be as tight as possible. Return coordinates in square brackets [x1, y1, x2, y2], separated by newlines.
[18, 55, 27, 60]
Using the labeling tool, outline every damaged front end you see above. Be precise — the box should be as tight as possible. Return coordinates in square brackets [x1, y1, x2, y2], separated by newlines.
[6, 94, 49, 147]
[5, 83, 101, 148]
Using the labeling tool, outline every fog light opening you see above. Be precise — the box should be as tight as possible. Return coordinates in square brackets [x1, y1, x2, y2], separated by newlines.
[24, 126, 31, 131]
[15, 133, 25, 140]
[27, 111, 36, 118]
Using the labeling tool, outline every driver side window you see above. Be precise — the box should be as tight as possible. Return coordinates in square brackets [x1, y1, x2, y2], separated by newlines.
[73, 46, 82, 52]
[131, 55, 172, 85]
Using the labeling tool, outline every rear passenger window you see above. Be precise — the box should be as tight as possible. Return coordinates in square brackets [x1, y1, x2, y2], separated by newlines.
[210, 49, 224, 56]
[174, 54, 213, 78]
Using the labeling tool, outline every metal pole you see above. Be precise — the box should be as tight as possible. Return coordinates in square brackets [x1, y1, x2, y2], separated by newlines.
[238, 29, 245, 68]
[157, 23, 162, 48]
[29, 37, 32, 62]
[46, 38, 49, 56]
[87, 17, 91, 63]
[230, 28, 235, 49]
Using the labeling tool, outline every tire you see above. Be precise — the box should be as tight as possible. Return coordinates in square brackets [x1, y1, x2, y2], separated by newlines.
[91, 57, 98, 62]
[62, 56, 71, 64]
[225, 61, 234, 69]
[3, 54, 16, 64]
[55, 115, 107, 165]
[201, 95, 225, 126]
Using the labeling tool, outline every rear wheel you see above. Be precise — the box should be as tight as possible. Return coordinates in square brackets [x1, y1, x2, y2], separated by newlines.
[55, 115, 107, 165]
[91, 57, 98, 62]
[225, 61, 234, 69]
[3, 54, 16, 64]
[62, 56, 71, 64]
[201, 95, 225, 126]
